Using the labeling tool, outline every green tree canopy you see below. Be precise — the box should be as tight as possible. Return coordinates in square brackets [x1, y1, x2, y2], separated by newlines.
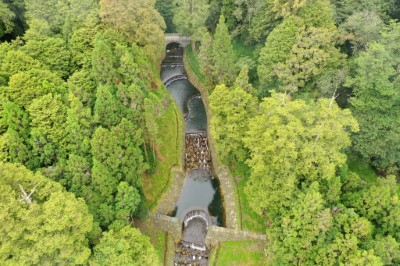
[94, 85, 123, 128]
[244, 93, 358, 217]
[258, 16, 303, 90]
[0, 1, 15, 37]
[90, 226, 158, 266]
[212, 15, 236, 86]
[173, 0, 210, 50]
[269, 182, 332, 265]
[347, 34, 400, 170]
[6, 69, 65, 107]
[210, 82, 257, 163]
[99, 0, 165, 54]
[0, 163, 94, 265]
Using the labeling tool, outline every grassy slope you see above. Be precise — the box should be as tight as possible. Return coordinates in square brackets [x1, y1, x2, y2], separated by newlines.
[139, 55, 183, 262]
[210, 241, 268, 266]
[185, 45, 205, 83]
[135, 217, 167, 264]
[231, 161, 265, 233]
[143, 53, 183, 209]
[143, 88, 183, 209]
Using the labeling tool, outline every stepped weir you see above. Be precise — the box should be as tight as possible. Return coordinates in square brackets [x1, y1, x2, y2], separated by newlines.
[161, 41, 223, 265]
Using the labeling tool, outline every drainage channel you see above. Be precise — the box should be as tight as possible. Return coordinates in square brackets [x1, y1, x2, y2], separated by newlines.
[161, 42, 225, 265]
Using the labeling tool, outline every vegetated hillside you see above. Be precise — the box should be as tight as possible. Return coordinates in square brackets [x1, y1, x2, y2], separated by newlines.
[1, 0, 399, 264]
[0, 0, 171, 264]
[164, 0, 400, 264]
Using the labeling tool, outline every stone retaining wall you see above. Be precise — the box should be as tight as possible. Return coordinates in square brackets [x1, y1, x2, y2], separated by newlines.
[149, 213, 182, 240]
[183, 50, 239, 230]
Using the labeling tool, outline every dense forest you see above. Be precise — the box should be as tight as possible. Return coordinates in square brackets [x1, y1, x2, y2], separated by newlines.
[0, 0, 400, 265]
[0, 0, 166, 264]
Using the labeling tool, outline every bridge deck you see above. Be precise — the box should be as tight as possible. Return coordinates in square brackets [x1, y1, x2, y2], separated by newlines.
[165, 33, 191, 47]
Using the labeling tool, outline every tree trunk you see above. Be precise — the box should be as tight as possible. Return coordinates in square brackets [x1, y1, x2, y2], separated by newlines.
[143, 142, 149, 163]
[191, 40, 196, 52]
[152, 142, 156, 162]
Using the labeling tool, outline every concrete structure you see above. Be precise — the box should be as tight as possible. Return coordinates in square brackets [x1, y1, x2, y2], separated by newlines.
[165, 33, 191, 47]
[183, 209, 210, 230]
[163, 74, 188, 87]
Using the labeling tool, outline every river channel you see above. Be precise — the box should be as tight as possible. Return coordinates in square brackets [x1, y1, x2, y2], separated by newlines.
[161, 43, 225, 226]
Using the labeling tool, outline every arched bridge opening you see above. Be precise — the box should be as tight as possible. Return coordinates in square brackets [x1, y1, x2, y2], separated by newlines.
[165, 33, 191, 47]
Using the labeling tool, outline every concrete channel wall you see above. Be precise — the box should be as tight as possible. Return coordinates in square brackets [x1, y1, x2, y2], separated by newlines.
[148, 213, 266, 248]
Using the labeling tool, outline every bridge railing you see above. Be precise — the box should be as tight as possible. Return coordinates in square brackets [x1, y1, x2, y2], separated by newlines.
[165, 33, 191, 42]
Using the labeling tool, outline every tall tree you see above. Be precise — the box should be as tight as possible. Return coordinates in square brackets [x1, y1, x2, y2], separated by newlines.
[143, 96, 159, 160]
[249, 0, 279, 42]
[27, 93, 67, 167]
[93, 85, 122, 128]
[347, 32, 400, 170]
[272, 0, 313, 18]
[65, 92, 93, 157]
[1, 50, 43, 79]
[0, 101, 31, 165]
[0, 1, 15, 38]
[0, 129, 30, 165]
[269, 182, 332, 265]
[115, 182, 142, 222]
[68, 16, 98, 68]
[339, 10, 384, 54]
[89, 159, 118, 227]
[5, 69, 65, 107]
[90, 226, 158, 265]
[212, 15, 236, 86]
[0, 163, 94, 265]
[22, 36, 71, 78]
[348, 176, 400, 239]
[210, 82, 257, 163]
[198, 32, 214, 86]
[99, 0, 165, 54]
[274, 26, 343, 95]
[64, 154, 91, 196]
[91, 119, 146, 186]
[173, 0, 210, 51]
[244, 93, 358, 218]
[258, 16, 303, 92]
[25, 0, 98, 35]
[155, 0, 176, 32]
[91, 35, 117, 85]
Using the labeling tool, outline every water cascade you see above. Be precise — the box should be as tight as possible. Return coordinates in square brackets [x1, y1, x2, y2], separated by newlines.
[161, 43, 225, 265]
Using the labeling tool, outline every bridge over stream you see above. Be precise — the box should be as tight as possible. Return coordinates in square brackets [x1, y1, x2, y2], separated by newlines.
[165, 33, 191, 47]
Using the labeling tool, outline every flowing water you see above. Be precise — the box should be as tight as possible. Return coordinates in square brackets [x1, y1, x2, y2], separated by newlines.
[162, 43, 225, 226]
